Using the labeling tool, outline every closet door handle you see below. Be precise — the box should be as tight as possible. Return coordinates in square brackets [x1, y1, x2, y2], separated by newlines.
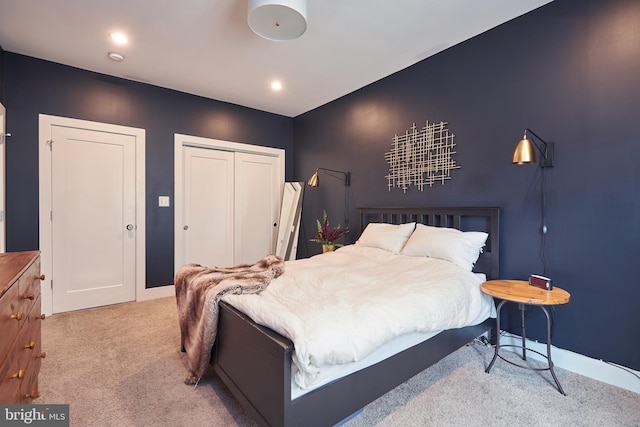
[126, 224, 134, 231]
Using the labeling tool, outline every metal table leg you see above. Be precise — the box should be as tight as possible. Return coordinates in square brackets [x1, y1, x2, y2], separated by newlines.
[485, 299, 506, 373]
[485, 300, 566, 395]
[520, 302, 527, 361]
[540, 305, 566, 395]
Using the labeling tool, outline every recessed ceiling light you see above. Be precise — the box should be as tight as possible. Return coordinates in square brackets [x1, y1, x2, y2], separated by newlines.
[271, 81, 283, 91]
[108, 52, 125, 62]
[110, 32, 128, 45]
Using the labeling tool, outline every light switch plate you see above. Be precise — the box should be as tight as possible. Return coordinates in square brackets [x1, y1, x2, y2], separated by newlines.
[158, 196, 170, 207]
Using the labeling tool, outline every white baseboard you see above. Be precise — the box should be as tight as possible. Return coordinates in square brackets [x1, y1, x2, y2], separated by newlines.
[499, 332, 640, 394]
[137, 284, 175, 301]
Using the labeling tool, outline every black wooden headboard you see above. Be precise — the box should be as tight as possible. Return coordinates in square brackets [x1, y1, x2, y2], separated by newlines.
[358, 207, 500, 280]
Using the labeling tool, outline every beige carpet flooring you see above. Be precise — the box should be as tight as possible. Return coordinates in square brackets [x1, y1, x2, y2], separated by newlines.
[38, 296, 640, 426]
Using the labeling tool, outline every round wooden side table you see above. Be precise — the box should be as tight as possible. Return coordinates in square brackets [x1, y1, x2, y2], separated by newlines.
[481, 279, 571, 395]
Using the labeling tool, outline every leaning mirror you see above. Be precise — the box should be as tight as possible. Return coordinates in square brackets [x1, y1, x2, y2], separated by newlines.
[275, 182, 304, 260]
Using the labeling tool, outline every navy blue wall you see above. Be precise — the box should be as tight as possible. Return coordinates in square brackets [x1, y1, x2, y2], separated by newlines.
[3, 53, 294, 288]
[294, 0, 640, 370]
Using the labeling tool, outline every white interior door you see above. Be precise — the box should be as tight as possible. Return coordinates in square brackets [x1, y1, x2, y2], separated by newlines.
[49, 125, 136, 313]
[183, 146, 234, 267]
[234, 152, 280, 264]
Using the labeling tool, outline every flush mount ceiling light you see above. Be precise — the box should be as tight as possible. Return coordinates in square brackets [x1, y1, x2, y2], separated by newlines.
[108, 52, 125, 62]
[248, 0, 307, 41]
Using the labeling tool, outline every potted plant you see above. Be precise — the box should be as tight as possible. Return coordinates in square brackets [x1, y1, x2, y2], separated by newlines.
[310, 210, 349, 252]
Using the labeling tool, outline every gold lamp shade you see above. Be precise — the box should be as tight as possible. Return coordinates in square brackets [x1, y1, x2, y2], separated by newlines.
[512, 134, 537, 165]
[307, 171, 319, 187]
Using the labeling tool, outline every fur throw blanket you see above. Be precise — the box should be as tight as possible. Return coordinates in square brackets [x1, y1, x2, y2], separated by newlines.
[175, 254, 284, 384]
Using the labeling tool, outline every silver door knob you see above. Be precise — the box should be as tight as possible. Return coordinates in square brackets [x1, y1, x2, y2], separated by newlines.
[126, 224, 134, 230]
[183, 225, 189, 230]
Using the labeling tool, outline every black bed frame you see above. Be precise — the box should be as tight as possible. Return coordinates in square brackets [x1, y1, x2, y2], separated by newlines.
[212, 207, 500, 427]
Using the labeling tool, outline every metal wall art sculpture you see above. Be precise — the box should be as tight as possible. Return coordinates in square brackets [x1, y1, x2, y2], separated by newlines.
[385, 121, 460, 192]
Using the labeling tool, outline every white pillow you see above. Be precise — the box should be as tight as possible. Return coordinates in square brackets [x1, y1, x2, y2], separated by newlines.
[400, 224, 488, 271]
[356, 222, 416, 254]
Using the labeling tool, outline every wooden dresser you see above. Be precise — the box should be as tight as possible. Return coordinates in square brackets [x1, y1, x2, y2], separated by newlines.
[0, 251, 45, 403]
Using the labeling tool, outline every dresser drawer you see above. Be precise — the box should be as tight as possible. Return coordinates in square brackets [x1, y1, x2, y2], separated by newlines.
[0, 283, 22, 361]
[0, 297, 43, 404]
[20, 303, 43, 403]
[18, 257, 42, 316]
[0, 344, 24, 404]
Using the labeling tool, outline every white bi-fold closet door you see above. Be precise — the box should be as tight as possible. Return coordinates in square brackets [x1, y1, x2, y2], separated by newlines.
[175, 134, 284, 272]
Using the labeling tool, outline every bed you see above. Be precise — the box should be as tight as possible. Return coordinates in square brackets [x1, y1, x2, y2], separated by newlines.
[210, 206, 500, 427]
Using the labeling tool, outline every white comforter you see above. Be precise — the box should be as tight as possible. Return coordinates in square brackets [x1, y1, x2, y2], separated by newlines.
[223, 245, 495, 389]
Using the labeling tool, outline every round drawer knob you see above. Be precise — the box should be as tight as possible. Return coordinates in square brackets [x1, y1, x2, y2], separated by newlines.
[10, 370, 25, 380]
[24, 391, 39, 399]
[24, 341, 35, 350]
[10, 311, 23, 321]
[24, 292, 35, 300]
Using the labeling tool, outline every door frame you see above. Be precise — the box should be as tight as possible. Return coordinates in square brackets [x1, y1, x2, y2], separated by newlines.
[174, 133, 284, 273]
[39, 114, 147, 315]
[0, 102, 6, 253]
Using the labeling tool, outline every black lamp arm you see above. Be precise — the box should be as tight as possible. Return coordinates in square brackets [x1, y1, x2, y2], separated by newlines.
[317, 167, 351, 186]
[525, 128, 554, 168]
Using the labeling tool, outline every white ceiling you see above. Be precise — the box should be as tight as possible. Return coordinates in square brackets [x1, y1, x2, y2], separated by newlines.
[0, 0, 552, 117]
